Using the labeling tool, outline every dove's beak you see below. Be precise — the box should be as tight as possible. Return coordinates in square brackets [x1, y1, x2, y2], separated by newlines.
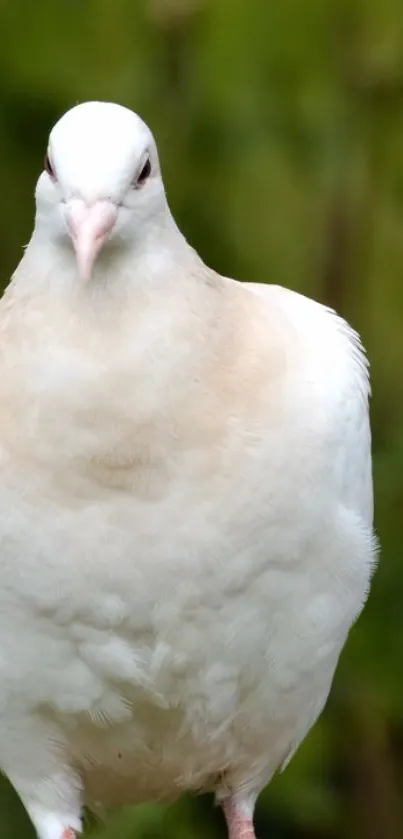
[65, 200, 118, 281]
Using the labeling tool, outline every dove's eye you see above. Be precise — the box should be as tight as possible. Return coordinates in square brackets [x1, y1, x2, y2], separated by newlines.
[44, 152, 56, 180]
[135, 157, 151, 188]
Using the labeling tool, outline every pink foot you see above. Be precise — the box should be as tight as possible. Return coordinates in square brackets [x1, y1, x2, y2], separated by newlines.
[61, 830, 77, 839]
[222, 798, 257, 839]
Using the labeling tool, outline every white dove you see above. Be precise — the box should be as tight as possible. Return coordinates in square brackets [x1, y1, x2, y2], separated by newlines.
[0, 102, 376, 839]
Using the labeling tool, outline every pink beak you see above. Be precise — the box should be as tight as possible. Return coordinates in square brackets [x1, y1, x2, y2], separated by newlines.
[65, 199, 118, 280]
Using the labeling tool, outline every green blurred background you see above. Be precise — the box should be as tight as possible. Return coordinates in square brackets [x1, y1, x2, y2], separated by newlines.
[0, 0, 402, 837]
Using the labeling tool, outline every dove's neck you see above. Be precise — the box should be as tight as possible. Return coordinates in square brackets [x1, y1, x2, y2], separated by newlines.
[7, 209, 225, 366]
[16, 207, 207, 306]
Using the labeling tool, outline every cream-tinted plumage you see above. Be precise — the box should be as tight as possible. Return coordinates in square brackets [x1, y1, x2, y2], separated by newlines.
[0, 102, 376, 839]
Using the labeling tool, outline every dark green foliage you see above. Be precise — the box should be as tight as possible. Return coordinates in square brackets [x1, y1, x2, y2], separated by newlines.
[0, 1, 402, 836]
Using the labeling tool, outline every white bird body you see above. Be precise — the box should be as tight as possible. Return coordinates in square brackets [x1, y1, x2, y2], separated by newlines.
[0, 102, 375, 839]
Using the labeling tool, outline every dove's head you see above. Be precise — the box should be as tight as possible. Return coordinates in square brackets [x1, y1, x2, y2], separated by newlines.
[35, 101, 168, 280]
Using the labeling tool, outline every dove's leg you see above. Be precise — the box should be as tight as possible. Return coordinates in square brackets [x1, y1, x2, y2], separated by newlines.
[222, 795, 257, 839]
[0, 715, 82, 839]
[11, 799, 82, 839]
[11, 795, 82, 839]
